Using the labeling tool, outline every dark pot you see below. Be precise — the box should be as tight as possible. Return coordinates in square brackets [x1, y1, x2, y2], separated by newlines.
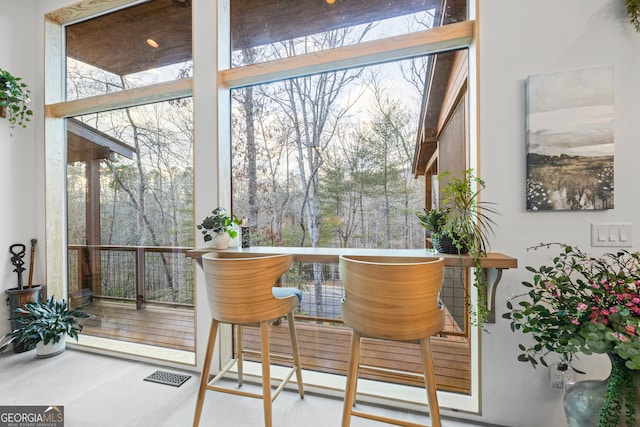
[5, 285, 43, 353]
[432, 235, 468, 254]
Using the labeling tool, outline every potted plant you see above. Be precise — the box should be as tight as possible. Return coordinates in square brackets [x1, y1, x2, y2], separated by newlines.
[504, 243, 640, 427]
[2, 296, 89, 358]
[437, 169, 499, 255]
[0, 68, 33, 129]
[196, 207, 241, 249]
[417, 169, 499, 325]
[416, 207, 452, 252]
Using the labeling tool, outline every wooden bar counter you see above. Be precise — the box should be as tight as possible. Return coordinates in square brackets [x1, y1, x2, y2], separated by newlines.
[187, 246, 516, 268]
[186, 246, 517, 322]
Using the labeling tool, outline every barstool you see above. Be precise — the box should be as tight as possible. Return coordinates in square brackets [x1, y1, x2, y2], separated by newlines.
[339, 255, 445, 427]
[192, 252, 304, 427]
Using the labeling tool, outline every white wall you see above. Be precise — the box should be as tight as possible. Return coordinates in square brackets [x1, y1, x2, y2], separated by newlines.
[0, 1, 41, 338]
[3, 0, 639, 425]
[479, 0, 640, 426]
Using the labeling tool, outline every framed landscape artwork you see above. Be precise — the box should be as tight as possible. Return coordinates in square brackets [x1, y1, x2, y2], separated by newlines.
[526, 65, 614, 211]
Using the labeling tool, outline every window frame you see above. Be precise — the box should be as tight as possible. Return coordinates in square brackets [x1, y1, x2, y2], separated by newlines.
[218, 1, 480, 414]
[44, 0, 481, 414]
[44, 0, 195, 364]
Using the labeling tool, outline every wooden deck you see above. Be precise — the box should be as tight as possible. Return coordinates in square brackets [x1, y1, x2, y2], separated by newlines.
[77, 300, 470, 394]
[241, 321, 471, 394]
[78, 300, 195, 352]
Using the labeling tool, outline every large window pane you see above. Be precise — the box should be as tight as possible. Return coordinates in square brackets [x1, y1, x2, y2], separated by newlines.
[231, 0, 466, 66]
[66, 0, 192, 100]
[66, 98, 194, 351]
[230, 46, 473, 394]
[231, 57, 430, 249]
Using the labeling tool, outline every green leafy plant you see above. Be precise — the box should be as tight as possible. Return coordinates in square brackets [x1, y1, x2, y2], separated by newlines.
[438, 169, 499, 256]
[7, 296, 89, 347]
[416, 207, 449, 236]
[418, 169, 499, 325]
[196, 207, 241, 242]
[504, 243, 640, 427]
[0, 69, 33, 129]
[627, 0, 640, 32]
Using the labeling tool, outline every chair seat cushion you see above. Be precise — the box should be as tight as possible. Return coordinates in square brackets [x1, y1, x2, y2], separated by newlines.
[272, 287, 302, 303]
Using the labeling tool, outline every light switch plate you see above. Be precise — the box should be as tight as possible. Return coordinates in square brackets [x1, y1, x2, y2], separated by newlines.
[591, 223, 633, 247]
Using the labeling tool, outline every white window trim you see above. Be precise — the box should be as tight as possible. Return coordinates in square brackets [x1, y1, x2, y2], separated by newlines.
[44, 0, 481, 415]
[215, 0, 480, 414]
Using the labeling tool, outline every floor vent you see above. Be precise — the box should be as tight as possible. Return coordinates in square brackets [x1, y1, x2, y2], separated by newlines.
[144, 370, 191, 387]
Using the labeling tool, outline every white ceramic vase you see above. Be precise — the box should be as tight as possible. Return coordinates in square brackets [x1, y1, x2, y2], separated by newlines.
[212, 232, 230, 249]
[36, 335, 66, 358]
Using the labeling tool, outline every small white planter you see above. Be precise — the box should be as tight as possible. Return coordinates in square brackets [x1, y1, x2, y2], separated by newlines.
[36, 335, 66, 358]
[227, 226, 241, 248]
[212, 232, 230, 249]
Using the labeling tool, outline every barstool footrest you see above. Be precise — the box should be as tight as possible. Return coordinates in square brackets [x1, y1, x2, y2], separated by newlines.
[351, 409, 434, 427]
[207, 356, 240, 387]
[208, 385, 263, 399]
[205, 356, 301, 403]
[358, 364, 426, 381]
[271, 364, 298, 402]
[242, 349, 295, 364]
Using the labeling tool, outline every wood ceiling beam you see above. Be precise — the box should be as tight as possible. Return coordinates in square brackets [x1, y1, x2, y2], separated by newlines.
[47, 78, 192, 118]
[221, 20, 473, 88]
[47, 0, 137, 25]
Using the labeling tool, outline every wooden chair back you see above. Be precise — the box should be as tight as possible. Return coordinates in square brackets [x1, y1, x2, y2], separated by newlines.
[202, 252, 295, 324]
[339, 255, 445, 341]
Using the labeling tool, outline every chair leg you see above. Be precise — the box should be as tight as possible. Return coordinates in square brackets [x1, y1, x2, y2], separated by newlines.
[260, 320, 273, 427]
[420, 337, 441, 427]
[193, 319, 218, 427]
[236, 324, 243, 387]
[342, 330, 361, 427]
[287, 312, 304, 399]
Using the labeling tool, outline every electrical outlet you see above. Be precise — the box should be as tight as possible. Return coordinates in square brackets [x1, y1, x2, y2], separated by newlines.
[550, 363, 574, 389]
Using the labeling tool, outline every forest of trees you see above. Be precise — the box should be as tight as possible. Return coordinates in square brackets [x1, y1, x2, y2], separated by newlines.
[230, 24, 432, 252]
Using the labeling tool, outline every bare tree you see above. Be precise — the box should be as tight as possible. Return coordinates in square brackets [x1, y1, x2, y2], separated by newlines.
[258, 28, 369, 317]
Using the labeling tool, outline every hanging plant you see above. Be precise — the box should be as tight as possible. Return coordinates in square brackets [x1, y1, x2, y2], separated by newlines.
[628, 0, 640, 32]
[0, 68, 33, 129]
[416, 169, 500, 327]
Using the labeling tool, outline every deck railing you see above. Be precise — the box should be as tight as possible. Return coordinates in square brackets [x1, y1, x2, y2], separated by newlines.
[68, 245, 467, 336]
[68, 245, 194, 309]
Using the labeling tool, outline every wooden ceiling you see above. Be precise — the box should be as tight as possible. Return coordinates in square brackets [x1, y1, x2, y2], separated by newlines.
[65, 0, 465, 76]
[232, 0, 447, 50]
[66, 0, 192, 77]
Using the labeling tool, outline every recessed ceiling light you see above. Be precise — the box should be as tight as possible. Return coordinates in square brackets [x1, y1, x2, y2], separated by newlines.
[147, 38, 159, 48]
[326, 0, 336, 4]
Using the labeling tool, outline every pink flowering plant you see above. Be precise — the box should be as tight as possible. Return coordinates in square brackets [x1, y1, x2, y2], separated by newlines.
[504, 243, 640, 427]
[505, 243, 640, 370]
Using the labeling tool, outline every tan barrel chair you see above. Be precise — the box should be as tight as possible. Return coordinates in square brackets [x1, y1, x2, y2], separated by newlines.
[193, 252, 304, 427]
[339, 255, 445, 427]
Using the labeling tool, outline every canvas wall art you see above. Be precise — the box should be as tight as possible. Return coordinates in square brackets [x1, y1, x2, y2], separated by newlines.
[526, 65, 614, 211]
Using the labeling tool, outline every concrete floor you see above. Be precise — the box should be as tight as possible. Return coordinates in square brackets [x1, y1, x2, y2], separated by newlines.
[0, 347, 498, 427]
